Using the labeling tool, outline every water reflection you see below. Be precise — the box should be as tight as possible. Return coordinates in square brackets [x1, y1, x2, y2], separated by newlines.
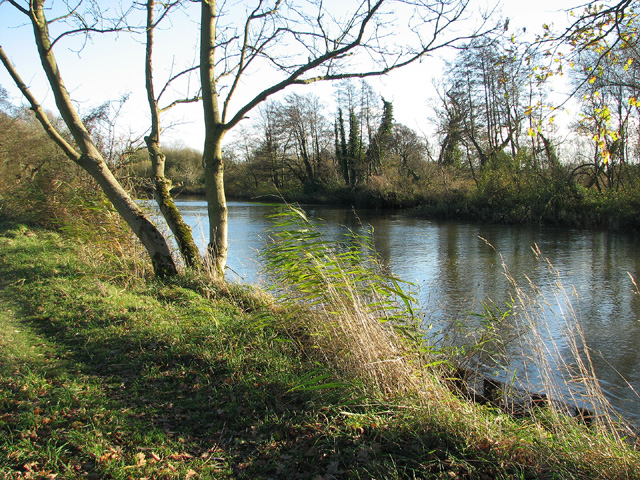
[155, 198, 640, 424]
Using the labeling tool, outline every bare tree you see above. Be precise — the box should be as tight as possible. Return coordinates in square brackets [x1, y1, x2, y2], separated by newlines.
[0, 0, 178, 277]
[143, 0, 204, 270]
[439, 37, 530, 171]
[389, 123, 426, 180]
[278, 93, 331, 187]
[199, 0, 490, 278]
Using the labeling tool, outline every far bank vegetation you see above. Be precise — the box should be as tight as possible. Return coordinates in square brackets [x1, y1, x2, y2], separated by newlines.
[125, 35, 640, 230]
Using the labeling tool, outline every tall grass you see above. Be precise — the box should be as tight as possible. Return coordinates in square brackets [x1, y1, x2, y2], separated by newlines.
[260, 205, 438, 396]
[498, 244, 638, 440]
[260, 204, 640, 477]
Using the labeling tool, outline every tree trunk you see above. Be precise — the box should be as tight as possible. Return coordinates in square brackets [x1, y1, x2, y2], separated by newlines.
[17, 1, 178, 277]
[80, 155, 178, 277]
[200, 0, 228, 278]
[145, 136, 204, 271]
[145, 0, 203, 271]
[203, 135, 228, 277]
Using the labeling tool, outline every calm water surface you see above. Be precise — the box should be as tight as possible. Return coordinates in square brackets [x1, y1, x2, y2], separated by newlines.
[152, 198, 640, 424]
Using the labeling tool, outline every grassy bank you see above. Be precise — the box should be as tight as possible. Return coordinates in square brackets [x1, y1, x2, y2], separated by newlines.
[1, 221, 639, 479]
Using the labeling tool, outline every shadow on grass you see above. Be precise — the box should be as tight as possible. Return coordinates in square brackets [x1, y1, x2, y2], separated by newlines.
[0, 224, 552, 479]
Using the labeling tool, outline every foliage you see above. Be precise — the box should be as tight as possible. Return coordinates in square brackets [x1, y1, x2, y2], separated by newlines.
[0, 109, 132, 245]
[260, 204, 427, 394]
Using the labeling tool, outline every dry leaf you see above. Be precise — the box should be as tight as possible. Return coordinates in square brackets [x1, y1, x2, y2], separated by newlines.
[135, 452, 146, 467]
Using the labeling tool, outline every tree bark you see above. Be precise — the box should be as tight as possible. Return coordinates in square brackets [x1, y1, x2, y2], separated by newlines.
[9, 0, 178, 277]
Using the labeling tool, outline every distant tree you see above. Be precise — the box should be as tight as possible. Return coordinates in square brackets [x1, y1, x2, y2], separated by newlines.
[435, 86, 466, 167]
[366, 98, 394, 174]
[388, 123, 426, 180]
[335, 108, 350, 186]
[347, 107, 365, 186]
[439, 37, 531, 172]
[278, 93, 332, 188]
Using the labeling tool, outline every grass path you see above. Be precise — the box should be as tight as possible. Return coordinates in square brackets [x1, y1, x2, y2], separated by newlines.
[0, 223, 454, 478]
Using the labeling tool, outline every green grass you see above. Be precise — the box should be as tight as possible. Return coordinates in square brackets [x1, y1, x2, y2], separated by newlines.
[0, 220, 639, 479]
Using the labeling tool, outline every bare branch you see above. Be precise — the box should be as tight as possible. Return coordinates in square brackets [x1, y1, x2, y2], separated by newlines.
[0, 44, 80, 161]
[157, 64, 200, 103]
[225, 0, 484, 128]
[159, 94, 202, 113]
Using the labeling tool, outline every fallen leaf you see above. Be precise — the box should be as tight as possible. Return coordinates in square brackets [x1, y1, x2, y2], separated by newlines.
[135, 452, 146, 467]
[169, 452, 193, 460]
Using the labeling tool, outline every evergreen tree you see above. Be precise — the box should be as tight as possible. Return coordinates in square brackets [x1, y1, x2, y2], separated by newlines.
[366, 97, 394, 174]
[347, 108, 363, 186]
[335, 108, 350, 186]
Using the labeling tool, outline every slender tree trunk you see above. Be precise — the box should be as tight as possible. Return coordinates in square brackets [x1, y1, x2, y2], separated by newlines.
[15, 0, 177, 277]
[200, 0, 228, 278]
[145, 0, 203, 271]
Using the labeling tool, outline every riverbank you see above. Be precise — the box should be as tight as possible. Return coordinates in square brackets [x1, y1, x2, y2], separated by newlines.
[1, 220, 640, 478]
[170, 177, 640, 233]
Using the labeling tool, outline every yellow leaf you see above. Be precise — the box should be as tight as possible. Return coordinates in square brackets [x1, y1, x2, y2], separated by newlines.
[589, 76, 597, 84]
[527, 128, 536, 137]
[629, 97, 637, 106]
[135, 452, 146, 467]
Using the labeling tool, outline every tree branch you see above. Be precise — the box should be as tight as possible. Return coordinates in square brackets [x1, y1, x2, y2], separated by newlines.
[226, 0, 482, 128]
[0, 44, 80, 161]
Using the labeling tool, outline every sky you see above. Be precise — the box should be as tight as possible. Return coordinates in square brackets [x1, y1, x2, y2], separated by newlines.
[0, 0, 578, 152]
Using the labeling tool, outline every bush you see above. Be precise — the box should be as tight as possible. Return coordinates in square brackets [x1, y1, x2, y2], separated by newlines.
[0, 108, 131, 244]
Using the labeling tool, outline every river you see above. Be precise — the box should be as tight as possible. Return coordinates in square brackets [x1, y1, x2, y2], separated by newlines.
[150, 198, 640, 425]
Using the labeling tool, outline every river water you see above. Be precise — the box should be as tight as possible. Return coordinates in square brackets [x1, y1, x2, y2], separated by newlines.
[152, 198, 640, 425]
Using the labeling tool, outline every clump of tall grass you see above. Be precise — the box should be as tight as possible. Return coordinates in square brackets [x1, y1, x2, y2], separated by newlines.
[260, 205, 438, 396]
[498, 244, 638, 441]
[261, 204, 640, 477]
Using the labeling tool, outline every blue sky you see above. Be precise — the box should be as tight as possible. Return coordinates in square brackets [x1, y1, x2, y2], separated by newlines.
[0, 0, 575, 151]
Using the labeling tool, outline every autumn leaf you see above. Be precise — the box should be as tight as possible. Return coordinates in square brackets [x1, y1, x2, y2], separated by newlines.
[135, 452, 146, 467]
